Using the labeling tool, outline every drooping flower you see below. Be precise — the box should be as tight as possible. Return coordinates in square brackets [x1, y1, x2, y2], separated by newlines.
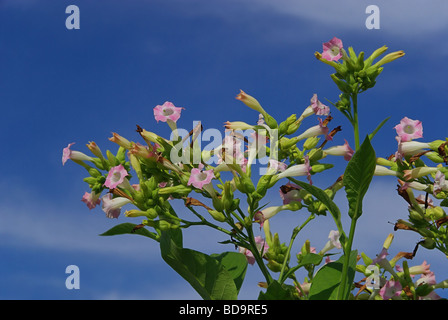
[268, 159, 287, 173]
[379, 280, 402, 300]
[323, 139, 354, 161]
[62, 142, 93, 165]
[153, 101, 184, 123]
[275, 156, 312, 184]
[101, 194, 132, 219]
[394, 117, 423, 142]
[187, 166, 215, 189]
[394, 136, 431, 161]
[310, 94, 330, 116]
[321, 37, 343, 61]
[104, 164, 129, 189]
[279, 182, 302, 205]
[434, 170, 448, 195]
[319, 230, 342, 255]
[296, 118, 331, 141]
[239, 236, 269, 265]
[408, 261, 431, 275]
[81, 191, 101, 209]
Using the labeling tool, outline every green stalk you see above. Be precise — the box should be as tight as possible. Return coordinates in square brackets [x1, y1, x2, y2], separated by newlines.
[338, 91, 360, 299]
[246, 225, 273, 285]
[278, 214, 315, 284]
[338, 217, 357, 299]
[351, 93, 360, 150]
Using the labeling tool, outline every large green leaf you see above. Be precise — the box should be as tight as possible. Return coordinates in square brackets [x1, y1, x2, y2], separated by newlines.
[344, 136, 376, 220]
[289, 178, 346, 246]
[160, 231, 239, 300]
[99, 223, 156, 239]
[211, 252, 248, 294]
[258, 280, 296, 300]
[308, 250, 357, 300]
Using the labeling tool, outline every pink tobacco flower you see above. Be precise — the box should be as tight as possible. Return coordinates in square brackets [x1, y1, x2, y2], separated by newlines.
[394, 117, 423, 142]
[62, 142, 93, 165]
[310, 94, 330, 116]
[296, 118, 331, 141]
[81, 191, 101, 209]
[323, 139, 354, 161]
[321, 37, 343, 61]
[434, 170, 448, 195]
[187, 166, 215, 189]
[379, 280, 402, 300]
[408, 261, 431, 275]
[153, 101, 184, 123]
[239, 236, 269, 265]
[276, 156, 312, 184]
[268, 159, 287, 173]
[101, 194, 132, 219]
[104, 164, 129, 189]
[279, 182, 302, 205]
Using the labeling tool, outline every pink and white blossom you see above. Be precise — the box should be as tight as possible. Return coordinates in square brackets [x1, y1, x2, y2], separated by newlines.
[104, 164, 129, 189]
[62, 142, 93, 165]
[321, 37, 343, 61]
[275, 156, 312, 184]
[296, 118, 331, 141]
[279, 182, 302, 205]
[101, 194, 132, 219]
[238, 236, 269, 265]
[394, 117, 423, 142]
[153, 101, 184, 123]
[310, 94, 330, 116]
[187, 166, 215, 189]
[81, 191, 101, 209]
[379, 280, 402, 300]
[434, 170, 448, 195]
[323, 139, 354, 161]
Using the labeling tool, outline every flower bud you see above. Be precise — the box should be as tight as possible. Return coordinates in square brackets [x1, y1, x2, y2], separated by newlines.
[426, 206, 445, 220]
[372, 50, 405, 68]
[419, 238, 436, 250]
[208, 210, 226, 222]
[303, 137, 320, 150]
[311, 163, 333, 173]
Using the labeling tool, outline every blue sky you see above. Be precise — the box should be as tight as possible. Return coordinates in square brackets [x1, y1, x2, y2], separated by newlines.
[1, 0, 448, 299]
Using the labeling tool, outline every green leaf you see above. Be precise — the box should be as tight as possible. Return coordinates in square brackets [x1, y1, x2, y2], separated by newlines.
[211, 252, 248, 294]
[289, 178, 346, 246]
[297, 253, 323, 268]
[368, 116, 390, 141]
[308, 250, 357, 300]
[344, 136, 376, 220]
[440, 198, 448, 207]
[258, 280, 296, 300]
[99, 223, 156, 239]
[160, 231, 239, 300]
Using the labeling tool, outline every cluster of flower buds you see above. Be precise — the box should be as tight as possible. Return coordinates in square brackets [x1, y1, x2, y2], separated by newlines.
[355, 234, 447, 300]
[315, 37, 405, 119]
[368, 116, 448, 256]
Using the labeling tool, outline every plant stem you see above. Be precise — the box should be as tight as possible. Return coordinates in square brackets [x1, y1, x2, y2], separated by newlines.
[278, 214, 315, 284]
[352, 93, 360, 150]
[246, 225, 273, 285]
[338, 216, 357, 300]
[338, 91, 361, 299]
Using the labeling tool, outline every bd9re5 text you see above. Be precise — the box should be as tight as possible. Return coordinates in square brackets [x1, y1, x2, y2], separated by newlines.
[223, 304, 267, 315]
